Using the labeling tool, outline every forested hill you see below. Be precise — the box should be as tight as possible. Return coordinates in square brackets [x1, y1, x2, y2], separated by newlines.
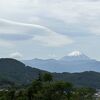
[0, 58, 46, 86]
[53, 71, 100, 88]
[0, 58, 100, 88]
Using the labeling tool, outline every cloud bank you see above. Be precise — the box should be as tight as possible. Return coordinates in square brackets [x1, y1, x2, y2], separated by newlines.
[0, 18, 73, 47]
[0, 0, 100, 59]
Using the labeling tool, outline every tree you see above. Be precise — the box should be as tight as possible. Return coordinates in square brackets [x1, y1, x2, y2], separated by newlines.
[43, 73, 53, 82]
[52, 81, 73, 100]
[72, 87, 96, 100]
[37, 72, 42, 82]
[7, 89, 15, 100]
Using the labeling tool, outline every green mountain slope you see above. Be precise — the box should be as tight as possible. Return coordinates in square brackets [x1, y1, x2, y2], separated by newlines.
[0, 58, 100, 88]
[0, 58, 45, 86]
[53, 71, 100, 88]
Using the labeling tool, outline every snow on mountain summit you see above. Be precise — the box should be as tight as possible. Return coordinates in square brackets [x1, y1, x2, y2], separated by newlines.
[68, 51, 82, 56]
[60, 51, 90, 61]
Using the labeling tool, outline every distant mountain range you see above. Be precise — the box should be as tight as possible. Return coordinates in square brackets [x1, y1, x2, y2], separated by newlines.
[22, 51, 100, 73]
[0, 58, 100, 88]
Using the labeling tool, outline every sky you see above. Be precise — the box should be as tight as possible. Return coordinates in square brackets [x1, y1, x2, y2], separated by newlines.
[0, 0, 100, 60]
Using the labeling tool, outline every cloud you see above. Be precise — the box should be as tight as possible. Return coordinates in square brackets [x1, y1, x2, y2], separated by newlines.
[33, 32, 73, 47]
[1, 0, 100, 37]
[37, 0, 100, 36]
[89, 27, 100, 36]
[9, 52, 23, 59]
[0, 18, 47, 35]
[0, 0, 100, 47]
[0, 18, 73, 47]
[41, 0, 100, 35]
[0, 40, 13, 47]
[0, 0, 100, 60]
[0, 34, 32, 41]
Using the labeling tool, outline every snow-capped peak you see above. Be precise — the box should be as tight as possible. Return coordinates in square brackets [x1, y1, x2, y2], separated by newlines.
[68, 51, 82, 56]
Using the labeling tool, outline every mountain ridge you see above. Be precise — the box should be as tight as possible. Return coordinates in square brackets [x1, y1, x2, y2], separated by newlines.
[22, 51, 100, 73]
[0, 58, 100, 88]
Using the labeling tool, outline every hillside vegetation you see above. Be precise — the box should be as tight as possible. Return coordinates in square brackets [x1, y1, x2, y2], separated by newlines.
[0, 58, 100, 89]
[0, 73, 96, 100]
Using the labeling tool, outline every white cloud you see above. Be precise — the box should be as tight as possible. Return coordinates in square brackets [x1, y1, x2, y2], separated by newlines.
[0, 18, 47, 35]
[89, 27, 100, 35]
[0, 18, 73, 47]
[0, 0, 100, 60]
[33, 32, 73, 47]
[0, 0, 100, 47]
[0, 40, 13, 47]
[9, 52, 23, 59]
[1, 0, 100, 36]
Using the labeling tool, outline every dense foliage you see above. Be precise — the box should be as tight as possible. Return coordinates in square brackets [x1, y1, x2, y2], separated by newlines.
[0, 73, 96, 100]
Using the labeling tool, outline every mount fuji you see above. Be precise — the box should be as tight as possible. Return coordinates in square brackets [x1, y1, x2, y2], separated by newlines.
[61, 51, 90, 61]
[22, 51, 100, 73]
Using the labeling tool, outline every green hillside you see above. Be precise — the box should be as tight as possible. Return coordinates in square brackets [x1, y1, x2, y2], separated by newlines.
[0, 58, 100, 89]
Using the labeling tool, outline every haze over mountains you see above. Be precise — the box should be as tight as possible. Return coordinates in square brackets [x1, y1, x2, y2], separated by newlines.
[22, 51, 100, 73]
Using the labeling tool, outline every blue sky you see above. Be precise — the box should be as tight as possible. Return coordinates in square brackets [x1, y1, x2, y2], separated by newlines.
[0, 0, 100, 60]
